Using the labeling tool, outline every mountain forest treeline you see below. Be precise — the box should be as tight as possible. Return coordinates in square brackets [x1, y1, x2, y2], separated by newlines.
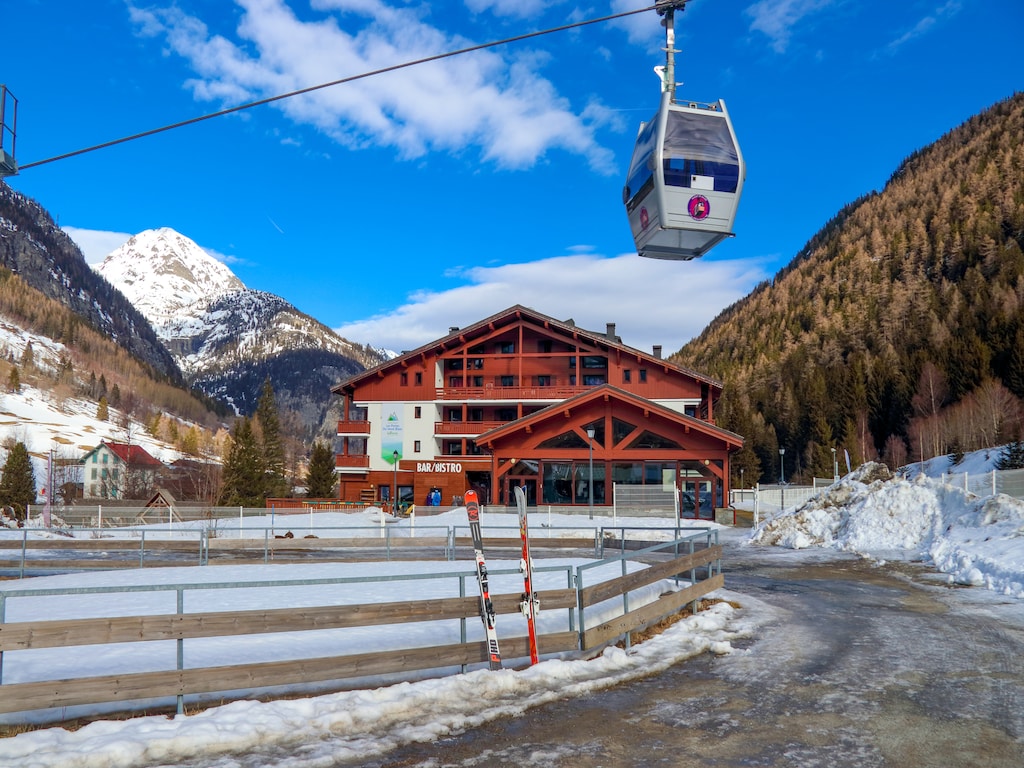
[677, 92, 1024, 484]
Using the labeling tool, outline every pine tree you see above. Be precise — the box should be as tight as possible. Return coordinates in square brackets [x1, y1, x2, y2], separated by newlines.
[305, 441, 337, 498]
[995, 440, 1024, 470]
[0, 442, 37, 522]
[96, 396, 109, 421]
[218, 418, 265, 507]
[7, 365, 19, 393]
[255, 378, 288, 498]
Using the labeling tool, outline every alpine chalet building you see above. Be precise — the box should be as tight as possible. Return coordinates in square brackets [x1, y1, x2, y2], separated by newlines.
[331, 306, 742, 517]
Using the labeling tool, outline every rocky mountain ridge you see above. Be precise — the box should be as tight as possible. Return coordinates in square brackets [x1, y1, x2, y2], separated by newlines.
[94, 227, 383, 438]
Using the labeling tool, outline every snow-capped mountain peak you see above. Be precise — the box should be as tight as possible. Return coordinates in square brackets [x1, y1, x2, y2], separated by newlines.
[95, 227, 244, 323]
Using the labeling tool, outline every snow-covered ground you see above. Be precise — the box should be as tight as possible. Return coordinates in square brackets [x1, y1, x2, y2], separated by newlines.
[1, 448, 1023, 767]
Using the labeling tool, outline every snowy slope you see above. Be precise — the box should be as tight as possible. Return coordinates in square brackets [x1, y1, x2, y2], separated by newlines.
[95, 228, 244, 326]
[93, 228, 371, 429]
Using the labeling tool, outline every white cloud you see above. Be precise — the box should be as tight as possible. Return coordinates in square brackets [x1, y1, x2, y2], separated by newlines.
[128, 0, 618, 173]
[744, 0, 836, 54]
[882, 0, 962, 56]
[334, 251, 769, 356]
[62, 226, 133, 264]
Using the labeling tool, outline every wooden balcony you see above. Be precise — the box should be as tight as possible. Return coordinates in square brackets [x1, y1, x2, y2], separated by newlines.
[434, 420, 506, 435]
[337, 420, 371, 435]
[335, 455, 370, 469]
[437, 385, 586, 401]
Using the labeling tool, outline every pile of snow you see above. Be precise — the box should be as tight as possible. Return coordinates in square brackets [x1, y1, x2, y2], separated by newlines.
[751, 461, 1024, 597]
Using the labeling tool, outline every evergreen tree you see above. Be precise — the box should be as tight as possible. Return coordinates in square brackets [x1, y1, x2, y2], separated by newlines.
[0, 442, 37, 522]
[305, 440, 337, 498]
[218, 418, 265, 507]
[20, 341, 34, 372]
[110, 383, 121, 408]
[96, 396, 109, 421]
[7, 365, 19, 393]
[255, 378, 288, 498]
[995, 440, 1024, 470]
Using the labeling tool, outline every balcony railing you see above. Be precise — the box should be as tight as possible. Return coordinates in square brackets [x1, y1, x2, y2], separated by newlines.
[337, 420, 371, 435]
[437, 385, 587, 401]
[434, 420, 506, 435]
[335, 455, 370, 469]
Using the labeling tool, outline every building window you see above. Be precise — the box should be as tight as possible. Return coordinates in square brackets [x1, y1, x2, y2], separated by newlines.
[536, 375, 551, 386]
[499, 341, 514, 354]
[500, 375, 515, 387]
[468, 408, 484, 421]
[102, 453, 108, 464]
[623, 369, 632, 383]
[447, 359, 464, 370]
[497, 408, 516, 421]
[468, 358, 484, 369]
[583, 375, 606, 385]
[538, 340, 552, 353]
[400, 372, 408, 385]
[447, 408, 462, 422]
[449, 376, 464, 387]
[639, 369, 647, 383]
[472, 375, 484, 387]
[414, 440, 421, 452]
[92, 454, 97, 464]
[91, 468, 97, 480]
[415, 372, 422, 385]
[414, 406, 422, 418]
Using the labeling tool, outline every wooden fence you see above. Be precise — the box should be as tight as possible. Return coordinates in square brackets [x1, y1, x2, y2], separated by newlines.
[0, 537, 722, 720]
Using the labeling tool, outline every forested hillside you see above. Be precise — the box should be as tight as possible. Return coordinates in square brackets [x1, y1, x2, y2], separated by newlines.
[678, 92, 1024, 484]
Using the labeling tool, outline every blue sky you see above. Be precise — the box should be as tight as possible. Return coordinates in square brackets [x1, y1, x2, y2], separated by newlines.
[4, 0, 1021, 356]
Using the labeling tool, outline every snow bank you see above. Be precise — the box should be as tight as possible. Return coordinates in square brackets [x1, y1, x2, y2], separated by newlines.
[751, 462, 1024, 597]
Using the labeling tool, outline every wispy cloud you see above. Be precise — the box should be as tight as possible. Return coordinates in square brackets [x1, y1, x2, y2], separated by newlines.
[62, 227, 133, 264]
[127, 0, 618, 173]
[334, 250, 769, 355]
[744, 0, 836, 54]
[882, 0, 962, 56]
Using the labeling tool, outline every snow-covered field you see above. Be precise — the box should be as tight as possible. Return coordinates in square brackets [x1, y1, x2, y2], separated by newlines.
[1, 449, 1023, 767]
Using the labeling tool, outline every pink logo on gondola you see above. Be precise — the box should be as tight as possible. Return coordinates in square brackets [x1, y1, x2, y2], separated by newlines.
[640, 206, 649, 228]
[688, 195, 710, 221]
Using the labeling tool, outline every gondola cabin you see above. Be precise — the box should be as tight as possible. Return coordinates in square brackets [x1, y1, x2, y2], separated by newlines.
[624, 90, 744, 260]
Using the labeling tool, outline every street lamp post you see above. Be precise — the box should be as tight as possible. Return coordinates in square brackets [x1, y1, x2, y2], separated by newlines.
[832, 447, 838, 481]
[586, 426, 596, 520]
[779, 448, 786, 485]
[392, 449, 399, 514]
[740, 467, 744, 489]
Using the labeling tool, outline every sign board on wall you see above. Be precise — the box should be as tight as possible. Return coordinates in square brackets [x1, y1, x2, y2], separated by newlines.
[382, 405, 403, 463]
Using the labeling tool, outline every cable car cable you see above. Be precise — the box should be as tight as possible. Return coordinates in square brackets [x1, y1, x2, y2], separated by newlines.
[17, 4, 662, 172]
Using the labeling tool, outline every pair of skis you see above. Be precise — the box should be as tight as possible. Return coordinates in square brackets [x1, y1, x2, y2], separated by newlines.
[464, 486, 539, 670]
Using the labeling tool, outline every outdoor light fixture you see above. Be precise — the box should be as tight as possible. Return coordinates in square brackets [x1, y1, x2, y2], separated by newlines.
[392, 449, 399, 514]
[779, 447, 786, 485]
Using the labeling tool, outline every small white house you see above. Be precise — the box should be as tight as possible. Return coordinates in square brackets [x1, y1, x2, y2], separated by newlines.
[80, 441, 163, 499]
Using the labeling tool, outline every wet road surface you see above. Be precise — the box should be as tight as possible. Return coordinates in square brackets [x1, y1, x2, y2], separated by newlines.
[356, 531, 1024, 768]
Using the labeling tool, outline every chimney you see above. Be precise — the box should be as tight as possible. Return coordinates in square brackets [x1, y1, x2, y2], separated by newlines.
[449, 326, 459, 333]
[653, 345, 662, 359]
[606, 322, 616, 340]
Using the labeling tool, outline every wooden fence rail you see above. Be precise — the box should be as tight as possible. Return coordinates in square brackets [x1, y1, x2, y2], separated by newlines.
[0, 538, 722, 720]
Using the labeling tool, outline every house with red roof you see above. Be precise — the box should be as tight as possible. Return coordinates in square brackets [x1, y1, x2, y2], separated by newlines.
[80, 441, 164, 500]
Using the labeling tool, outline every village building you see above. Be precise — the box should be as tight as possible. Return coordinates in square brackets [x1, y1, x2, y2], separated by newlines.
[331, 305, 743, 517]
[79, 441, 164, 499]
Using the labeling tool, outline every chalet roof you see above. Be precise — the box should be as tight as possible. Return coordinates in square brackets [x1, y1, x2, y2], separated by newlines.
[476, 384, 744, 450]
[331, 304, 722, 394]
[80, 441, 164, 468]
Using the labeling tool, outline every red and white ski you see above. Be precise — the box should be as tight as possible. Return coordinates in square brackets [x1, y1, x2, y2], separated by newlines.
[514, 484, 539, 665]
[465, 489, 502, 670]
